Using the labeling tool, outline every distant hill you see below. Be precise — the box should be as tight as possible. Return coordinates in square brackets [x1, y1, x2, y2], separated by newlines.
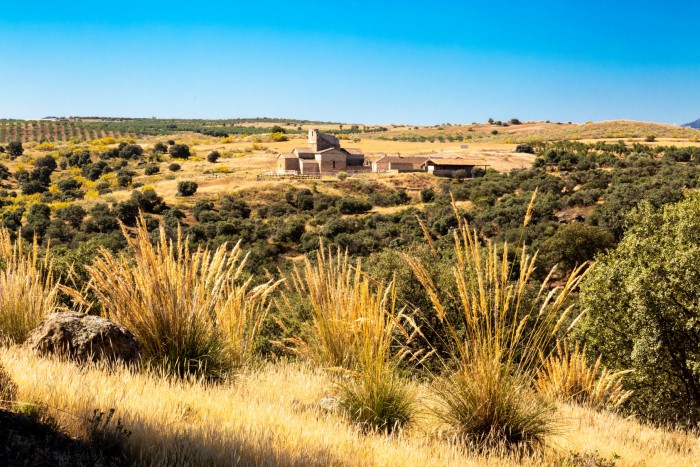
[682, 119, 700, 129]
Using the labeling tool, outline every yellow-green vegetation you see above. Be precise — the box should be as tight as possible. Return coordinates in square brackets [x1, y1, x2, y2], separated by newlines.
[279, 247, 417, 431]
[405, 199, 587, 449]
[77, 217, 279, 376]
[535, 342, 632, 410]
[0, 230, 57, 344]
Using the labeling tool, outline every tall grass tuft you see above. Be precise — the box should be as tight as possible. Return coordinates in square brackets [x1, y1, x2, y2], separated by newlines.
[535, 342, 632, 409]
[280, 247, 416, 431]
[406, 197, 586, 450]
[85, 216, 279, 377]
[0, 230, 58, 344]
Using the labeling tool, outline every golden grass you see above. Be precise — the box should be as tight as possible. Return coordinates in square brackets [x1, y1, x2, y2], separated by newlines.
[535, 342, 633, 410]
[405, 196, 588, 448]
[2, 346, 698, 466]
[0, 230, 58, 344]
[80, 217, 279, 376]
[278, 247, 414, 370]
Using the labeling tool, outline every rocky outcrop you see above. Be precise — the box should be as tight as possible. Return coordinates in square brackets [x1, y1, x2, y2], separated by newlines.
[24, 312, 140, 365]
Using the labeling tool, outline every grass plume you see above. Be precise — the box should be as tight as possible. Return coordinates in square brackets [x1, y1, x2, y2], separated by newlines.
[84, 216, 279, 377]
[405, 196, 587, 449]
[535, 342, 632, 410]
[0, 230, 58, 344]
[280, 247, 417, 431]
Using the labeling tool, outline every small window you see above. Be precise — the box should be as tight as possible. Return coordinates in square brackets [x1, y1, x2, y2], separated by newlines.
[332, 161, 336, 169]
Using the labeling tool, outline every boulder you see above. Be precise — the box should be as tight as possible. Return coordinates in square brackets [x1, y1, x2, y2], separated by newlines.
[24, 312, 141, 365]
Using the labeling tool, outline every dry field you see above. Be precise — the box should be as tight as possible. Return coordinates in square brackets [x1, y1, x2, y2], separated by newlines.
[1, 346, 698, 466]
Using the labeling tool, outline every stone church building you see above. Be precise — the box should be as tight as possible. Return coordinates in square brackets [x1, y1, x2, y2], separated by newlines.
[276, 130, 365, 174]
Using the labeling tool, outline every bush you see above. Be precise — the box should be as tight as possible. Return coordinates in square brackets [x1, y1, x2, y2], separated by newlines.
[177, 181, 198, 196]
[6, 141, 23, 158]
[169, 144, 191, 159]
[337, 197, 372, 214]
[144, 164, 160, 175]
[516, 143, 535, 154]
[207, 151, 220, 163]
[168, 163, 181, 172]
[84, 218, 279, 377]
[420, 188, 435, 203]
[152, 142, 168, 154]
[336, 171, 348, 181]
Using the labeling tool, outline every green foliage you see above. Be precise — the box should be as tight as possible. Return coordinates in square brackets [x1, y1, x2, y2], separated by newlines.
[6, 141, 23, 158]
[516, 143, 535, 154]
[144, 164, 160, 175]
[420, 188, 435, 203]
[539, 223, 615, 271]
[152, 142, 168, 154]
[169, 144, 191, 159]
[577, 193, 700, 426]
[337, 197, 372, 214]
[177, 181, 198, 196]
[207, 151, 220, 163]
[168, 162, 181, 172]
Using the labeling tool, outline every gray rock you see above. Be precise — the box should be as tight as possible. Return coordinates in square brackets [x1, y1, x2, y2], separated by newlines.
[24, 312, 141, 365]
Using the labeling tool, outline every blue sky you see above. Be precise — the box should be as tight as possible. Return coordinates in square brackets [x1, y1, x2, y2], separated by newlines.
[1, 1, 699, 124]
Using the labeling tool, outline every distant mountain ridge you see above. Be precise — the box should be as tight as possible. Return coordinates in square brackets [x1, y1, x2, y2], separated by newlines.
[682, 119, 700, 129]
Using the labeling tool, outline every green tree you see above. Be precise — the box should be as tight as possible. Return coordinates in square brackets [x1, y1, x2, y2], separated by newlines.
[577, 194, 700, 426]
[539, 223, 615, 271]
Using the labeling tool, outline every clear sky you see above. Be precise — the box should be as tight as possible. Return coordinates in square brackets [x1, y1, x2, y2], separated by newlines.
[1, 1, 699, 125]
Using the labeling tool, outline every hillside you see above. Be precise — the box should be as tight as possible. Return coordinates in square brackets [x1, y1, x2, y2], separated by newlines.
[683, 118, 700, 129]
[3, 118, 699, 146]
[2, 347, 698, 466]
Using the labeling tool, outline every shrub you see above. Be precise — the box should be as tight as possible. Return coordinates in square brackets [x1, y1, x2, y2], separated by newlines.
[83, 218, 280, 377]
[336, 171, 348, 181]
[168, 163, 181, 172]
[144, 164, 160, 175]
[169, 144, 191, 159]
[0, 230, 58, 344]
[645, 134, 656, 142]
[337, 197, 371, 214]
[420, 188, 435, 203]
[177, 181, 197, 196]
[405, 197, 585, 449]
[6, 141, 23, 158]
[207, 151, 220, 163]
[516, 143, 535, 154]
[152, 142, 168, 154]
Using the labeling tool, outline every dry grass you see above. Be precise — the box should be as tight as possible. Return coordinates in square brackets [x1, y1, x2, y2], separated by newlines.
[405, 196, 587, 449]
[535, 342, 633, 410]
[0, 230, 58, 344]
[279, 247, 412, 369]
[80, 216, 279, 376]
[1, 346, 698, 466]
